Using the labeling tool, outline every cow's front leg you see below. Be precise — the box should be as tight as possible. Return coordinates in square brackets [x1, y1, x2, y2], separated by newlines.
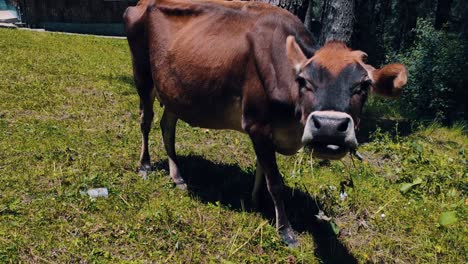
[248, 125, 298, 247]
[160, 109, 187, 190]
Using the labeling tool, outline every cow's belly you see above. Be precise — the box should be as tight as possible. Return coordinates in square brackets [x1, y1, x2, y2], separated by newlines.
[162, 93, 303, 155]
[166, 95, 244, 132]
[272, 122, 304, 155]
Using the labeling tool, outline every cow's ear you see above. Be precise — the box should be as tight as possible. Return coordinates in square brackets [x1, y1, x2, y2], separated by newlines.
[369, 63, 407, 98]
[286, 36, 307, 74]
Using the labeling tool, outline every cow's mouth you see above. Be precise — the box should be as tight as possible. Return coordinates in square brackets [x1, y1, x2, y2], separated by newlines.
[301, 111, 358, 160]
[304, 142, 349, 160]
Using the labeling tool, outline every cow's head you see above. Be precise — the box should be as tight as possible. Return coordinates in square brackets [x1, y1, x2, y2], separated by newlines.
[286, 36, 407, 160]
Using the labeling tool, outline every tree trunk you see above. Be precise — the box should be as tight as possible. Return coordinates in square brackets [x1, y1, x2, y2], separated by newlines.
[434, 0, 453, 30]
[352, 0, 391, 65]
[253, 0, 309, 22]
[392, 0, 417, 50]
[304, 0, 314, 30]
[464, 0, 468, 40]
[319, 0, 355, 45]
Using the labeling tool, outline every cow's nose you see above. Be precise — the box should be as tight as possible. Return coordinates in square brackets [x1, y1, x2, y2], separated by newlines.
[301, 111, 358, 150]
[311, 114, 351, 134]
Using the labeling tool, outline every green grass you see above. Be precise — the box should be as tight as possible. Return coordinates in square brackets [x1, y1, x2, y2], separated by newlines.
[0, 29, 466, 263]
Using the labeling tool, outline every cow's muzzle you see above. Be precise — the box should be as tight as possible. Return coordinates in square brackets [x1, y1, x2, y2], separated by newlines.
[302, 111, 358, 160]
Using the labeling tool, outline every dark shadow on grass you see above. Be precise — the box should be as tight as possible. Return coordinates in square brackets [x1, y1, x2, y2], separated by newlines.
[357, 117, 412, 143]
[154, 156, 358, 264]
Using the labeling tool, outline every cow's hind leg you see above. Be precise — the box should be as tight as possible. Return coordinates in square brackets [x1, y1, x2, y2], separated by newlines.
[127, 24, 155, 179]
[252, 160, 265, 208]
[160, 109, 187, 190]
[138, 95, 155, 179]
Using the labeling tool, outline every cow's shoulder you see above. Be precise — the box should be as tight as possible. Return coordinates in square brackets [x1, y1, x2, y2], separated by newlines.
[244, 7, 315, 63]
[244, 10, 316, 105]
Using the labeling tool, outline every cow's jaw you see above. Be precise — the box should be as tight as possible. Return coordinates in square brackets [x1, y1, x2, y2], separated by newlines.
[301, 111, 358, 160]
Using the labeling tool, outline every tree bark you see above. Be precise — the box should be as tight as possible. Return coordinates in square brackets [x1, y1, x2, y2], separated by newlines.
[463, 0, 468, 40]
[435, 0, 453, 30]
[253, 0, 309, 22]
[304, 0, 314, 30]
[319, 0, 355, 45]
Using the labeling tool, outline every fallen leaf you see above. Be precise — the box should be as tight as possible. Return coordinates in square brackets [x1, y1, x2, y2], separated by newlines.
[439, 211, 458, 226]
[330, 221, 340, 235]
[400, 183, 414, 193]
[400, 177, 423, 193]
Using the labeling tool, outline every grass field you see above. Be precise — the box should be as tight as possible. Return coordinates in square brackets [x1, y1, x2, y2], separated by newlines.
[0, 29, 466, 263]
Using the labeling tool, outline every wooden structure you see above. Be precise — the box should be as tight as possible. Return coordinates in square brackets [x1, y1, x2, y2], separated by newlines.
[16, 0, 137, 35]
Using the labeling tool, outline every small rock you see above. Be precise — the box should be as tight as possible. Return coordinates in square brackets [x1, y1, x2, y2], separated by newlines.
[87, 188, 109, 198]
[339, 191, 348, 201]
[315, 210, 332, 222]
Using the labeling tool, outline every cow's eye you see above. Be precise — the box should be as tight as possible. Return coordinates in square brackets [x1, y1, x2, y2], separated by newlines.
[361, 79, 372, 90]
[297, 76, 315, 92]
[296, 76, 307, 88]
[352, 83, 362, 94]
[353, 80, 371, 94]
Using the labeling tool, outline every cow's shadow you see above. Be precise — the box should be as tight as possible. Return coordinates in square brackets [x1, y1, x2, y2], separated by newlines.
[154, 155, 358, 264]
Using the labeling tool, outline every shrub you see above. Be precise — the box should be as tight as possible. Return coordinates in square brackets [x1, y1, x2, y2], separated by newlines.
[388, 19, 468, 123]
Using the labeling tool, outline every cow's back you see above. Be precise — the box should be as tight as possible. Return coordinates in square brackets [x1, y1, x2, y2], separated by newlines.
[146, 2, 254, 104]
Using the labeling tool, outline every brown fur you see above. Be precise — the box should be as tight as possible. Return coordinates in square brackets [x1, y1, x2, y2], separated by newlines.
[306, 41, 366, 76]
[370, 63, 407, 98]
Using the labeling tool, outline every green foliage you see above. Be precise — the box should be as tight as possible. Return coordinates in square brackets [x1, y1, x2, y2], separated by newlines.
[362, 95, 402, 120]
[389, 19, 468, 122]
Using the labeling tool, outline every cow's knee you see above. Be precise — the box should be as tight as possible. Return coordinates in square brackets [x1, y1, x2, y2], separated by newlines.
[140, 108, 154, 124]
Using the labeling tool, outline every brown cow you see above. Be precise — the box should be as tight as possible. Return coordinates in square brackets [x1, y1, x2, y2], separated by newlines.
[124, 0, 407, 246]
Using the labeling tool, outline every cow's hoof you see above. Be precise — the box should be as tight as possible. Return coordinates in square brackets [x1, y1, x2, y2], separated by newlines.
[279, 228, 299, 248]
[173, 178, 187, 190]
[138, 165, 152, 180]
[175, 182, 187, 190]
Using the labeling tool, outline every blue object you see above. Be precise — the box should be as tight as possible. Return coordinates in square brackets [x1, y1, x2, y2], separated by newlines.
[0, 0, 16, 12]
[0, 0, 19, 22]
[0, 0, 8, 10]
